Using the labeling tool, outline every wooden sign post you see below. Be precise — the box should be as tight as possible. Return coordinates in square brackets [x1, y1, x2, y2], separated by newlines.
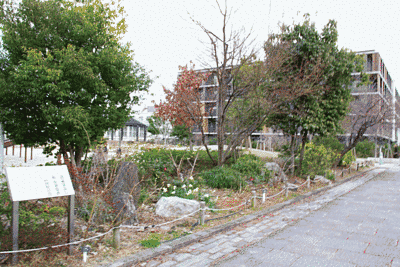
[6, 166, 75, 264]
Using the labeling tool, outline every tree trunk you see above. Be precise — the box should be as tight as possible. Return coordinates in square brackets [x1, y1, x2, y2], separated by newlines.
[74, 145, 84, 168]
[298, 132, 308, 175]
[290, 135, 295, 176]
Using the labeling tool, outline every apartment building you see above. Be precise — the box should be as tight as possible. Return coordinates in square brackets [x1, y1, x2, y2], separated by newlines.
[189, 50, 398, 147]
[345, 50, 398, 144]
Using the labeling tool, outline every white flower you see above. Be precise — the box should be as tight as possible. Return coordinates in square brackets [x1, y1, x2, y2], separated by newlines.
[167, 184, 170, 188]
[186, 189, 192, 195]
[193, 188, 199, 192]
[189, 184, 193, 188]
[182, 184, 186, 188]
[173, 185, 176, 190]
[189, 176, 194, 180]
[163, 188, 167, 193]
[171, 191, 175, 194]
[204, 194, 209, 198]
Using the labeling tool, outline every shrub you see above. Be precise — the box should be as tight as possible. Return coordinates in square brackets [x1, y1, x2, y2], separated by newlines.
[199, 166, 245, 191]
[313, 135, 344, 153]
[132, 148, 196, 187]
[230, 154, 270, 183]
[339, 151, 356, 167]
[301, 143, 338, 178]
[355, 139, 375, 158]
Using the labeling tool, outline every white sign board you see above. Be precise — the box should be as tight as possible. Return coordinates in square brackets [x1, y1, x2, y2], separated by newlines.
[6, 166, 75, 201]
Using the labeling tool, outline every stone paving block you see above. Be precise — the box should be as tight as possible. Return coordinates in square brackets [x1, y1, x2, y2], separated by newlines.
[209, 251, 225, 260]
[208, 245, 224, 254]
[282, 242, 338, 260]
[197, 239, 226, 251]
[171, 253, 191, 262]
[175, 252, 210, 267]
[290, 255, 356, 267]
[257, 239, 290, 251]
[187, 242, 204, 250]
[317, 236, 369, 253]
[258, 249, 301, 265]
[365, 243, 400, 258]
[144, 260, 160, 267]
[230, 237, 243, 243]
[216, 254, 267, 267]
[238, 232, 252, 238]
[243, 236, 256, 243]
[332, 249, 392, 267]
[221, 246, 237, 254]
[201, 237, 220, 245]
[392, 257, 400, 267]
[157, 260, 177, 267]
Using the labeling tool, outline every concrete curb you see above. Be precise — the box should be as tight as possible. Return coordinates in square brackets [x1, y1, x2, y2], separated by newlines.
[101, 166, 380, 267]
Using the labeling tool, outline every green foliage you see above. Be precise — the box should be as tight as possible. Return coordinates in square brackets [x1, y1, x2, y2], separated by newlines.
[0, 0, 152, 160]
[301, 143, 338, 178]
[139, 233, 161, 248]
[159, 176, 200, 200]
[171, 124, 193, 144]
[132, 148, 195, 187]
[199, 166, 245, 191]
[230, 154, 270, 183]
[138, 189, 150, 205]
[355, 139, 375, 158]
[313, 135, 344, 153]
[339, 151, 356, 167]
[265, 15, 366, 140]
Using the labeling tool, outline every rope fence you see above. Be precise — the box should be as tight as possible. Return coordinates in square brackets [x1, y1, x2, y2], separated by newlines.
[0, 175, 337, 256]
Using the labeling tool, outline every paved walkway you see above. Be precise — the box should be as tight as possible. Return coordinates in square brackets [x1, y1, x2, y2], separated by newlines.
[131, 165, 400, 267]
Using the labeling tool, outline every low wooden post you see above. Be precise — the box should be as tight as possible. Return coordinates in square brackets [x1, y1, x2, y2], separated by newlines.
[113, 227, 121, 249]
[251, 190, 256, 208]
[24, 146, 27, 163]
[12, 145, 14, 156]
[5, 147, 7, 155]
[285, 181, 288, 198]
[31, 147, 33, 160]
[262, 189, 266, 203]
[68, 195, 75, 255]
[199, 201, 205, 225]
[307, 176, 310, 189]
[19, 144, 22, 158]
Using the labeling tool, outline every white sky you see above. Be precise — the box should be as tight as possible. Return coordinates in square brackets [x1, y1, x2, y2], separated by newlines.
[121, 0, 400, 112]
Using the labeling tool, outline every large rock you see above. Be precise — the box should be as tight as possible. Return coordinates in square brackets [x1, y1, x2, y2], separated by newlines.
[314, 175, 332, 185]
[112, 161, 141, 208]
[111, 162, 140, 224]
[155, 197, 200, 218]
[113, 193, 138, 224]
[264, 162, 287, 184]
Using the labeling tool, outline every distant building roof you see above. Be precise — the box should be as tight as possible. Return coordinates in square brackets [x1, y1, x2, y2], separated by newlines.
[125, 117, 147, 128]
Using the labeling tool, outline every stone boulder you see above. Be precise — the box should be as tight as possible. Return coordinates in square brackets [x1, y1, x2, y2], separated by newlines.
[264, 162, 287, 184]
[314, 175, 332, 185]
[155, 197, 200, 218]
[113, 193, 138, 224]
[111, 162, 140, 224]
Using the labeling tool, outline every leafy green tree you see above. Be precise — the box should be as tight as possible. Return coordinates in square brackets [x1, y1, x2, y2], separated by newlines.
[0, 0, 151, 169]
[171, 123, 193, 146]
[265, 15, 367, 174]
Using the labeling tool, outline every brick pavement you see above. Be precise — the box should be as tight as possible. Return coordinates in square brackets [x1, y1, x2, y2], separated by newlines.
[96, 165, 397, 267]
[100, 164, 400, 266]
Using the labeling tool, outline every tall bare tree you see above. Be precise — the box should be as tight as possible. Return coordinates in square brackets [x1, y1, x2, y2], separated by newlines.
[335, 93, 394, 166]
[190, 1, 325, 166]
